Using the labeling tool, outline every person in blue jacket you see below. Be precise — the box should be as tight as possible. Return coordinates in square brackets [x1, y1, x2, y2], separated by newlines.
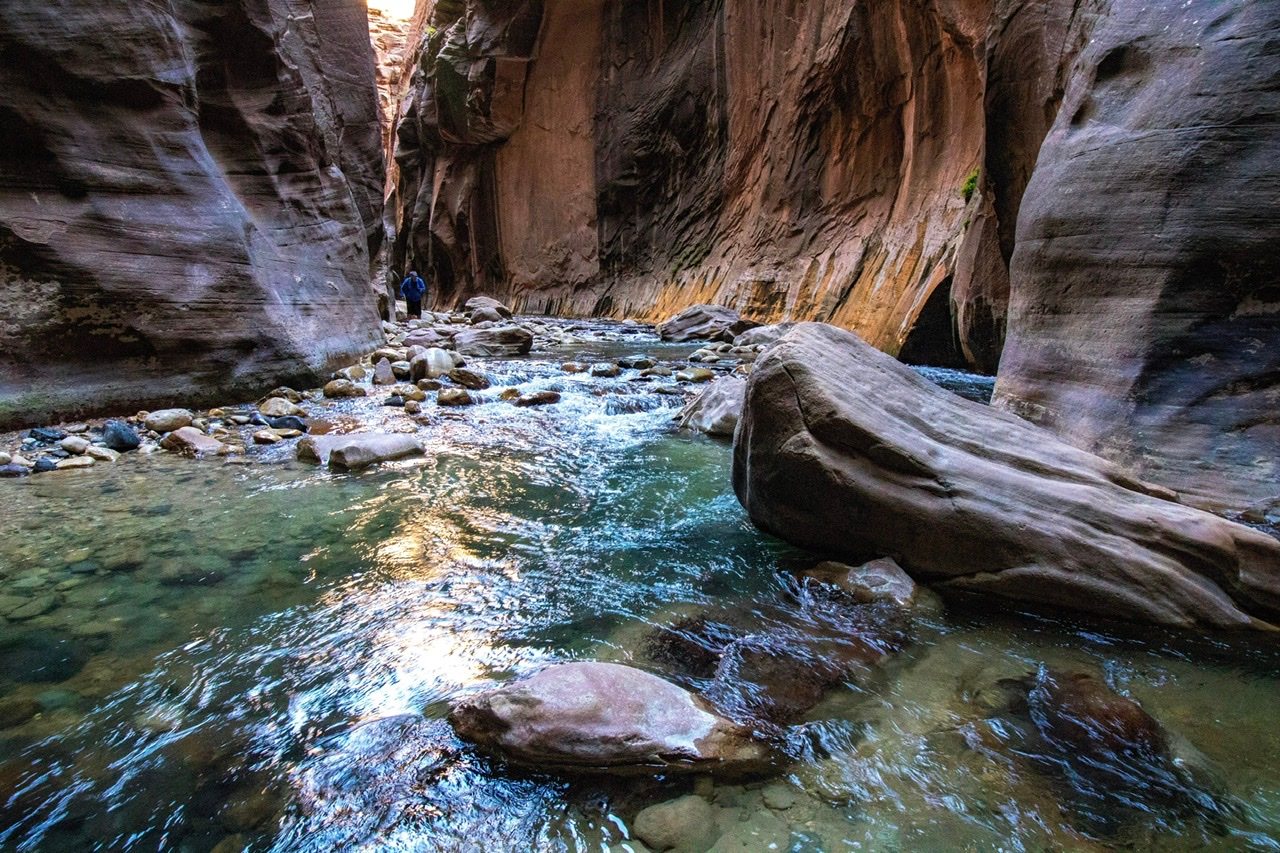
[400, 270, 427, 318]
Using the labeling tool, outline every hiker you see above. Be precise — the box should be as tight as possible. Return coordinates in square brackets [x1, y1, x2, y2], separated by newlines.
[400, 270, 427, 319]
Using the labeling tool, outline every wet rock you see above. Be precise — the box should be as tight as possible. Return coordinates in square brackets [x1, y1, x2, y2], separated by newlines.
[676, 368, 714, 384]
[470, 306, 507, 324]
[391, 360, 413, 380]
[678, 376, 745, 437]
[402, 328, 452, 349]
[449, 662, 772, 777]
[795, 558, 921, 609]
[85, 446, 120, 463]
[265, 415, 307, 432]
[335, 365, 368, 382]
[590, 363, 622, 378]
[454, 326, 534, 357]
[370, 348, 404, 365]
[633, 795, 719, 852]
[220, 787, 282, 832]
[32, 458, 57, 473]
[298, 432, 423, 470]
[160, 427, 226, 456]
[641, 366, 674, 378]
[373, 357, 397, 385]
[619, 356, 657, 370]
[448, 368, 491, 390]
[404, 400, 423, 415]
[499, 388, 522, 401]
[706, 810, 789, 852]
[658, 306, 757, 343]
[59, 436, 89, 454]
[384, 395, 405, 407]
[55, 456, 95, 470]
[515, 391, 561, 407]
[258, 397, 304, 418]
[437, 389, 474, 407]
[732, 324, 795, 349]
[760, 782, 797, 810]
[101, 419, 140, 451]
[0, 464, 29, 478]
[734, 323, 1280, 630]
[252, 430, 281, 445]
[0, 698, 40, 729]
[562, 362, 588, 374]
[0, 630, 89, 683]
[411, 348, 455, 381]
[417, 379, 443, 392]
[7, 593, 60, 621]
[159, 561, 226, 587]
[144, 409, 193, 433]
[465, 296, 513, 318]
[323, 379, 366, 399]
[27, 427, 66, 443]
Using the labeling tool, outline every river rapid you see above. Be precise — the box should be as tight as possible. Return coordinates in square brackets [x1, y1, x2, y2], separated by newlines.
[1, 320, 1279, 852]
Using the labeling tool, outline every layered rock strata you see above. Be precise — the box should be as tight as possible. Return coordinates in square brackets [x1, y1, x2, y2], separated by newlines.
[0, 0, 385, 428]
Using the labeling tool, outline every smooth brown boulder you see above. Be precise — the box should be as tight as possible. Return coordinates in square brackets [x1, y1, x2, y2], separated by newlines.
[160, 427, 226, 456]
[464, 296, 513, 318]
[449, 662, 772, 777]
[0, 0, 384, 428]
[733, 323, 1280, 630]
[657, 306, 755, 343]
[453, 327, 533, 358]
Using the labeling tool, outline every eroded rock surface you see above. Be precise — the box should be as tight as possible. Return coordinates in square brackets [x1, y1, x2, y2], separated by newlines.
[0, 0, 385, 428]
[733, 323, 1280, 630]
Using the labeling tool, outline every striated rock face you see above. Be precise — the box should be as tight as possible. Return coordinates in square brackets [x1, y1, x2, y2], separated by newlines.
[993, 0, 1280, 515]
[732, 324, 1280, 631]
[0, 0, 385, 428]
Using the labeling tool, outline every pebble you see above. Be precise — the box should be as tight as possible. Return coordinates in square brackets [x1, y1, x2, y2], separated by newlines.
[33, 458, 58, 473]
[515, 391, 561, 407]
[590, 363, 622, 378]
[144, 409, 194, 433]
[253, 430, 281, 445]
[101, 420, 141, 451]
[59, 436, 90, 454]
[676, 368, 715, 383]
[761, 782, 798, 810]
[404, 400, 423, 414]
[633, 795, 718, 853]
[0, 464, 30, 478]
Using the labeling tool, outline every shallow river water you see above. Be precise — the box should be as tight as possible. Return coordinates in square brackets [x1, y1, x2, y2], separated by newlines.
[1, 322, 1278, 851]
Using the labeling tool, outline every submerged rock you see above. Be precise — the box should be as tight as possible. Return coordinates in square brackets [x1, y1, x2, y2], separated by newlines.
[733, 323, 1280, 630]
[795, 558, 922, 609]
[449, 662, 772, 777]
[633, 795, 718, 853]
[657, 305, 757, 343]
[678, 376, 746, 437]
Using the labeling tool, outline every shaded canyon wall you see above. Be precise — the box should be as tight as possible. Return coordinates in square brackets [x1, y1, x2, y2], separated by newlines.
[390, 0, 1280, 513]
[0, 0, 386, 428]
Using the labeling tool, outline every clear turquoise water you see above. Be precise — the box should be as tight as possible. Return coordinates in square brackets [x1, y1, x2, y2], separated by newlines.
[1, 323, 1278, 851]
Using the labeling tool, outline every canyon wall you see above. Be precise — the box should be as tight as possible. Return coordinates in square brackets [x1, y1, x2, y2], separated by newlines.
[0, 0, 386, 428]
[390, 0, 1279, 513]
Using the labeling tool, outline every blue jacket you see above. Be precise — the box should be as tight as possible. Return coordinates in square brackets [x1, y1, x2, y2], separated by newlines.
[400, 274, 426, 300]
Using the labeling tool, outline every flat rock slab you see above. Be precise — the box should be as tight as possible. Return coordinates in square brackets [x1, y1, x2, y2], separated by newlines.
[449, 662, 772, 777]
[297, 432, 422, 469]
[454, 327, 533, 357]
[733, 323, 1280, 630]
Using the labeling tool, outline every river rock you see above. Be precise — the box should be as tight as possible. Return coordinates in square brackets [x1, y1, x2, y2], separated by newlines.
[678, 376, 745, 437]
[675, 368, 714, 384]
[85, 446, 120, 463]
[372, 358, 396, 385]
[437, 388, 474, 407]
[258, 397, 304, 418]
[101, 420, 141, 451]
[335, 365, 367, 382]
[160, 427, 225, 456]
[590, 363, 621, 378]
[562, 362, 588, 374]
[411, 348, 455, 380]
[0, 464, 29, 478]
[796, 558, 921, 609]
[54, 456, 95, 470]
[465, 296, 513, 318]
[733, 323, 1280, 630]
[27, 427, 65, 443]
[144, 409, 193, 433]
[298, 432, 423, 469]
[733, 324, 795, 349]
[514, 391, 561, 407]
[253, 430, 281, 445]
[470, 306, 507, 324]
[454, 326, 533, 357]
[658, 306, 757, 343]
[32, 458, 57, 473]
[448, 368, 490, 390]
[59, 436, 89, 454]
[323, 379, 366, 399]
[448, 662, 772, 777]
[402, 329, 452, 349]
[633, 795, 719, 853]
[0, 698, 41, 730]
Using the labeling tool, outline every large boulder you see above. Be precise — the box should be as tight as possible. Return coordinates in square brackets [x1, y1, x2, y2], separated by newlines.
[297, 432, 422, 469]
[733, 323, 1280, 630]
[464, 296, 513, 318]
[454, 327, 534, 357]
[657, 305, 756, 343]
[678, 376, 746, 437]
[448, 662, 772, 777]
[0, 0, 384, 428]
[410, 348, 454, 381]
[733, 323, 796, 349]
